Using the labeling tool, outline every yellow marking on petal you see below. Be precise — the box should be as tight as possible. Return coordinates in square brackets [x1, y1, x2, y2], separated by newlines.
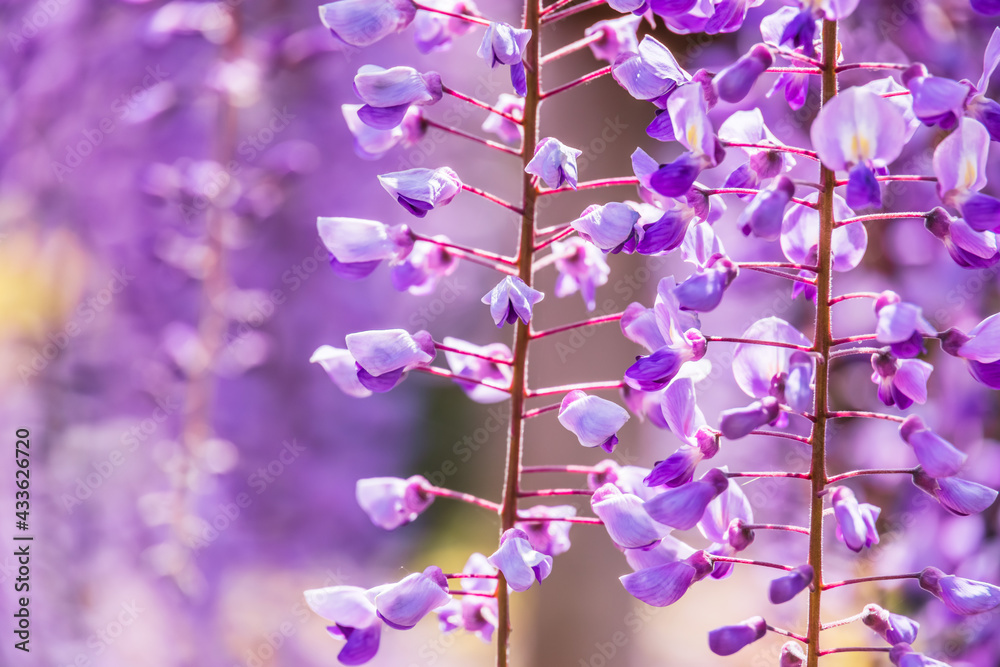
[961, 158, 977, 190]
[687, 125, 701, 151]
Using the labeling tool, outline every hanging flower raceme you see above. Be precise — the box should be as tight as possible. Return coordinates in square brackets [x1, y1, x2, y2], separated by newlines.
[718, 109, 797, 195]
[649, 83, 725, 197]
[482, 276, 544, 327]
[353, 65, 443, 129]
[515, 505, 577, 556]
[870, 350, 932, 409]
[481, 93, 524, 143]
[440, 336, 512, 403]
[862, 604, 920, 646]
[810, 86, 907, 210]
[488, 528, 553, 591]
[378, 166, 462, 217]
[591, 483, 671, 549]
[390, 237, 460, 295]
[619, 549, 714, 607]
[412, 0, 481, 53]
[708, 616, 767, 656]
[318, 216, 414, 280]
[343, 104, 426, 159]
[478, 22, 532, 96]
[356, 475, 433, 529]
[830, 486, 880, 552]
[644, 468, 730, 530]
[713, 44, 773, 104]
[437, 553, 498, 642]
[570, 202, 641, 253]
[874, 291, 935, 359]
[918, 566, 1000, 616]
[911, 468, 998, 516]
[898, 416, 967, 478]
[319, 0, 418, 47]
[933, 118, 1000, 233]
[769, 565, 814, 604]
[923, 207, 1000, 269]
[525, 137, 582, 189]
[551, 238, 610, 310]
[584, 15, 642, 64]
[557, 390, 630, 452]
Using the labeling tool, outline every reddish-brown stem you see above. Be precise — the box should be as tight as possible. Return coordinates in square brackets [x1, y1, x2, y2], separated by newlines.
[422, 484, 501, 511]
[541, 0, 604, 23]
[706, 336, 812, 352]
[835, 62, 909, 72]
[518, 488, 593, 497]
[820, 611, 865, 630]
[738, 261, 817, 271]
[829, 292, 881, 304]
[462, 184, 524, 214]
[413, 366, 512, 391]
[831, 334, 877, 345]
[526, 380, 624, 397]
[709, 555, 795, 572]
[743, 523, 811, 535]
[822, 572, 921, 590]
[531, 312, 624, 339]
[765, 43, 825, 67]
[541, 33, 602, 63]
[882, 90, 912, 98]
[834, 174, 935, 187]
[413, 2, 492, 25]
[828, 410, 904, 423]
[446, 573, 499, 579]
[698, 187, 819, 208]
[829, 347, 882, 359]
[522, 402, 561, 419]
[743, 266, 818, 284]
[414, 232, 517, 266]
[747, 430, 814, 445]
[518, 515, 603, 524]
[424, 118, 522, 156]
[443, 86, 523, 124]
[818, 647, 891, 656]
[717, 142, 820, 160]
[450, 590, 498, 598]
[826, 467, 918, 484]
[539, 0, 576, 16]
[541, 66, 612, 99]
[433, 342, 515, 366]
[533, 225, 576, 252]
[767, 66, 823, 75]
[835, 211, 928, 228]
[726, 471, 811, 480]
[538, 176, 639, 196]
[522, 464, 602, 474]
[766, 625, 809, 643]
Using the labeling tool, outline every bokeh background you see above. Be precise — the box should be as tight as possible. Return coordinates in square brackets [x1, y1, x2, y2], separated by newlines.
[1, 0, 999, 665]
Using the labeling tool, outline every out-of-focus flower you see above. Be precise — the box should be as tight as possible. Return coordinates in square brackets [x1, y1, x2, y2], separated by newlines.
[413, 0, 480, 53]
[515, 505, 576, 556]
[487, 528, 552, 591]
[343, 104, 426, 159]
[437, 553, 497, 641]
[899, 416, 967, 478]
[390, 237, 459, 295]
[375, 567, 451, 628]
[478, 22, 532, 96]
[311, 346, 373, 398]
[557, 390, 630, 451]
[889, 644, 950, 667]
[585, 15, 642, 63]
[525, 137, 582, 189]
[551, 238, 610, 310]
[737, 176, 795, 241]
[378, 167, 463, 217]
[673, 256, 738, 312]
[874, 291, 935, 358]
[911, 469, 998, 516]
[356, 475, 433, 529]
[781, 193, 867, 271]
[780, 642, 807, 667]
[440, 336, 512, 403]
[708, 616, 767, 655]
[481, 94, 524, 143]
[940, 315, 1000, 388]
[718, 109, 796, 194]
[481, 276, 544, 327]
[919, 566, 1000, 615]
[319, 0, 417, 47]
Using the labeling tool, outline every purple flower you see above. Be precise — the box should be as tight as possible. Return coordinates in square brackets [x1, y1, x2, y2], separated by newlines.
[375, 567, 451, 629]
[902, 63, 971, 130]
[440, 336, 512, 403]
[831, 486, 880, 552]
[713, 44, 773, 103]
[625, 332, 707, 391]
[304, 585, 383, 664]
[378, 167, 462, 217]
[782, 193, 867, 271]
[390, 237, 460, 295]
[318, 216, 414, 280]
[558, 390, 630, 451]
[644, 468, 729, 530]
[437, 553, 497, 641]
[584, 15, 642, 64]
[570, 202, 640, 253]
[619, 550, 714, 607]
[589, 460, 666, 501]
[311, 346, 373, 398]
[708, 615, 767, 656]
[919, 566, 1000, 615]
[525, 137, 582, 189]
[933, 118, 1000, 233]
[487, 528, 552, 592]
[862, 604, 919, 645]
[698, 475, 753, 578]
[924, 207, 999, 269]
[912, 469, 999, 516]
[551, 238, 610, 310]
[874, 291, 935, 358]
[649, 84, 723, 197]
[591, 483, 671, 548]
[870, 351, 932, 409]
[356, 475, 433, 529]
[718, 109, 796, 193]
[732, 318, 812, 402]
[769, 565, 814, 604]
[634, 204, 695, 256]
[515, 505, 576, 556]
[412, 0, 480, 53]
[673, 257, 739, 312]
[353, 65, 442, 129]
[738, 176, 795, 241]
[681, 220, 726, 267]
[780, 642, 807, 667]
[899, 416, 967, 478]
[810, 87, 907, 210]
[342, 104, 425, 159]
[481, 276, 544, 327]
[940, 315, 1000, 388]
[318, 0, 417, 48]
[890, 644, 951, 667]
[623, 535, 697, 572]
[345, 328, 435, 391]
[481, 94, 524, 143]
[477, 22, 532, 96]
[644, 379, 715, 486]
[611, 35, 690, 104]
[719, 396, 781, 440]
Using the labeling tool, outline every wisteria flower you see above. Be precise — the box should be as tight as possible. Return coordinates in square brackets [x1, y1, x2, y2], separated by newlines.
[870, 351, 932, 409]
[319, 0, 417, 47]
[342, 104, 425, 160]
[698, 474, 753, 578]
[437, 553, 497, 641]
[902, 63, 971, 131]
[911, 469, 998, 516]
[781, 193, 867, 271]
[551, 238, 610, 310]
[718, 396, 780, 439]
[862, 604, 919, 645]
[478, 22, 532, 96]
[591, 483, 671, 548]
[488, 528, 552, 591]
[940, 315, 1000, 388]
[378, 166, 462, 217]
[481, 93, 524, 143]
[412, 0, 480, 53]
[737, 176, 795, 241]
[353, 65, 442, 129]
[644, 378, 716, 486]
[831, 486, 880, 552]
[390, 237, 459, 295]
[718, 109, 796, 194]
[481, 275, 544, 327]
[760, 8, 810, 107]
[681, 220, 726, 267]
[933, 118, 1000, 233]
[584, 15, 642, 63]
[780, 642, 807, 667]
[557, 390, 630, 451]
[525, 137, 582, 189]
[899, 416, 967, 478]
[769, 565, 814, 604]
[634, 203, 696, 256]
[644, 468, 729, 530]
[924, 207, 999, 269]
[440, 336, 512, 403]
[619, 550, 713, 607]
[623, 535, 697, 573]
[570, 202, 640, 253]
[649, 83, 724, 197]
[375, 567, 451, 629]
[713, 44, 773, 103]
[318, 216, 413, 279]
[345, 328, 435, 391]
[889, 644, 950, 667]
[303, 585, 384, 664]
[515, 505, 576, 556]
[874, 291, 936, 358]
[810, 86, 907, 209]
[918, 566, 1000, 615]
[611, 35, 690, 105]
[708, 616, 767, 656]
[673, 256, 739, 312]
[732, 317, 812, 402]
[356, 475, 433, 529]
[311, 346, 373, 398]
[589, 460, 667, 501]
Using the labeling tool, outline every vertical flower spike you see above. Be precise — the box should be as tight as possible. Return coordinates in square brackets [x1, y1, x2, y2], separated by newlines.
[713, 44, 773, 103]
[611, 36, 690, 105]
[412, 0, 481, 54]
[570, 202, 641, 253]
[870, 351, 932, 409]
[584, 15, 642, 64]
[440, 336, 512, 403]
[525, 138, 582, 189]
[719, 397, 781, 439]
[924, 207, 1000, 269]
[673, 257, 739, 312]
[551, 238, 611, 310]
[318, 216, 414, 279]
[591, 483, 672, 548]
[899, 416, 967, 478]
[487, 528, 553, 592]
[557, 390, 630, 452]
[353, 65, 442, 129]
[304, 585, 383, 665]
[319, 0, 417, 48]
[911, 469, 999, 516]
[737, 177, 795, 241]
[874, 291, 936, 359]
[516, 505, 577, 556]
[918, 566, 1000, 615]
[861, 603, 920, 645]
[356, 475, 433, 529]
[481, 276, 544, 327]
[311, 346, 374, 398]
[481, 94, 524, 143]
[933, 118, 1000, 233]
[708, 616, 767, 656]
[378, 167, 462, 217]
[644, 468, 730, 530]
[477, 22, 532, 96]
[810, 87, 907, 210]
[769, 565, 814, 604]
[374, 567, 451, 629]
[345, 328, 435, 391]
[780, 642, 807, 667]
[831, 486, 880, 552]
[619, 550, 714, 607]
